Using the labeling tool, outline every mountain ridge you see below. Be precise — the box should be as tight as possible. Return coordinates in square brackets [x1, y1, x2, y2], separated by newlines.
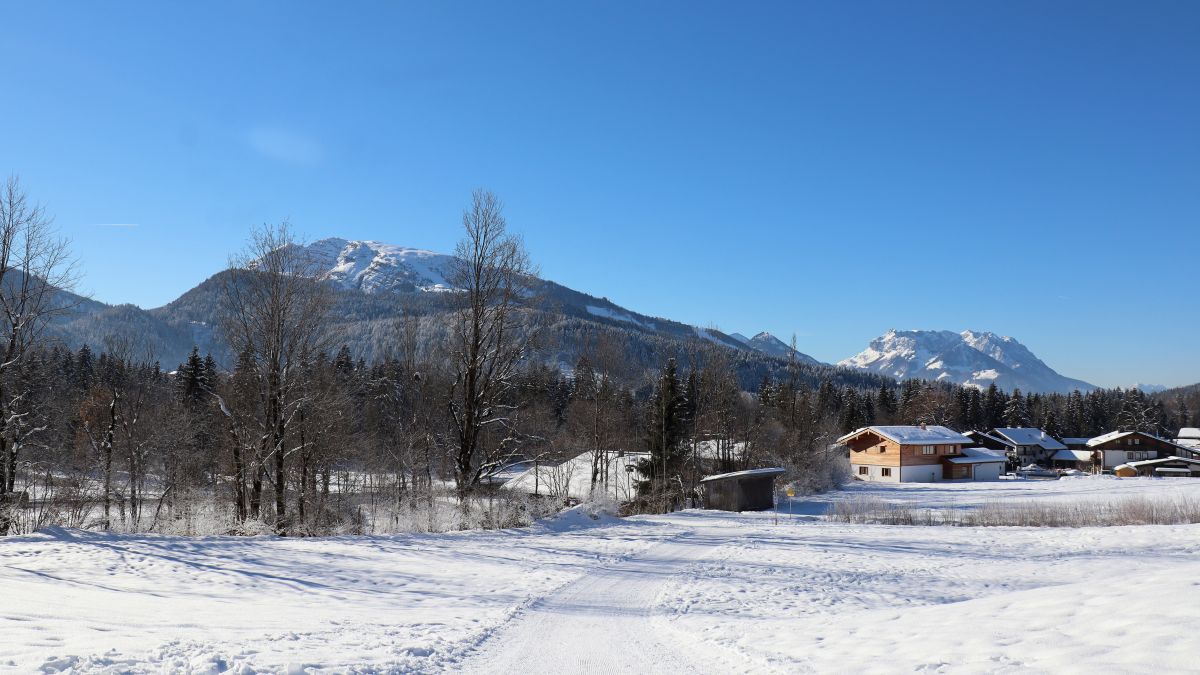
[838, 328, 1096, 394]
[43, 237, 867, 390]
[43, 238, 1101, 394]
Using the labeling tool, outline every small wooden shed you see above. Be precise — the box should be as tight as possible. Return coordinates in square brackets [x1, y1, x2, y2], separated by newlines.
[699, 467, 786, 512]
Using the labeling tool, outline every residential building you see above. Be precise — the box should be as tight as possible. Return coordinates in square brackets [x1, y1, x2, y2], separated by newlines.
[838, 425, 1005, 482]
[1086, 430, 1194, 471]
[984, 427, 1067, 466]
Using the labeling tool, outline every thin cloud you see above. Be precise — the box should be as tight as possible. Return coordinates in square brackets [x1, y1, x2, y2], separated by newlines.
[248, 126, 323, 166]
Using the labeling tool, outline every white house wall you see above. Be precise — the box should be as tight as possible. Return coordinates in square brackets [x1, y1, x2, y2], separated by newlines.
[899, 465, 940, 483]
[1100, 449, 1155, 470]
[971, 462, 1003, 481]
[853, 464, 900, 483]
[854, 460, 1004, 483]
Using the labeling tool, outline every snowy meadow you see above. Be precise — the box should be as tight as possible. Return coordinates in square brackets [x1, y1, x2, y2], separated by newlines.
[4, 477, 1200, 674]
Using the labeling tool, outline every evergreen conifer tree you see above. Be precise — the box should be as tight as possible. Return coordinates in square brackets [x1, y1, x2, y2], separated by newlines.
[876, 384, 897, 423]
[839, 389, 862, 433]
[1003, 389, 1031, 427]
[640, 359, 686, 486]
[76, 344, 95, 392]
[983, 383, 1005, 428]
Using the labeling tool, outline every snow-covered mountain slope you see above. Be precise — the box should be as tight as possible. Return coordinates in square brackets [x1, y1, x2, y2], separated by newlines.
[838, 329, 1095, 394]
[730, 331, 821, 364]
[293, 239, 828, 364]
[301, 238, 459, 293]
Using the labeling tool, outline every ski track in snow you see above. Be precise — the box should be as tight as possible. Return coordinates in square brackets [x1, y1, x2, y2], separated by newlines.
[453, 528, 750, 675]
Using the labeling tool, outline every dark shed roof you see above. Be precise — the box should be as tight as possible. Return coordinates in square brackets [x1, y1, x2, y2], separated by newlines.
[700, 467, 786, 483]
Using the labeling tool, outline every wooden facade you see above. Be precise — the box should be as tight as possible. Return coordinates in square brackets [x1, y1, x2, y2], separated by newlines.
[840, 426, 1002, 482]
[844, 431, 964, 467]
[1088, 431, 1188, 470]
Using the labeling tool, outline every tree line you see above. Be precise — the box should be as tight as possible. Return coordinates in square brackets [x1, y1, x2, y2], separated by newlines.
[0, 178, 1195, 536]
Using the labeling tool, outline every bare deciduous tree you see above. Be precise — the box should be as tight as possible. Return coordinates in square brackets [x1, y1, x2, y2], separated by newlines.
[0, 177, 77, 535]
[446, 190, 539, 496]
[220, 223, 332, 532]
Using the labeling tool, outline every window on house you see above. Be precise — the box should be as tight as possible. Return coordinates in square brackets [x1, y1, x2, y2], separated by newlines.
[1134, 438, 1141, 445]
[858, 466, 868, 475]
[922, 445, 935, 455]
[879, 445, 886, 453]
[881, 468, 892, 477]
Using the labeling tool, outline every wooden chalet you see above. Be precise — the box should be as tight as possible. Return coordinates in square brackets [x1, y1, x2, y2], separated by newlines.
[987, 428, 1067, 466]
[838, 425, 1005, 482]
[966, 428, 1068, 469]
[1086, 430, 1196, 472]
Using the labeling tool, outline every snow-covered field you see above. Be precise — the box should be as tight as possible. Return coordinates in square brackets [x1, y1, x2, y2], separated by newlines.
[787, 473, 1200, 514]
[3, 478, 1199, 673]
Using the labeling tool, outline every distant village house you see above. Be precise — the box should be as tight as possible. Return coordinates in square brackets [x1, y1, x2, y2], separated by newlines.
[965, 428, 1067, 467]
[1086, 430, 1194, 471]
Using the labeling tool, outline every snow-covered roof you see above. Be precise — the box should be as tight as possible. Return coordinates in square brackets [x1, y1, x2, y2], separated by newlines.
[992, 428, 1067, 451]
[1051, 449, 1094, 462]
[1061, 437, 1093, 446]
[967, 430, 1012, 447]
[1178, 428, 1200, 440]
[502, 451, 649, 501]
[1087, 430, 1188, 450]
[1088, 430, 1134, 446]
[699, 467, 786, 483]
[838, 426, 972, 446]
[481, 461, 536, 485]
[1118, 456, 1200, 469]
[946, 447, 1007, 464]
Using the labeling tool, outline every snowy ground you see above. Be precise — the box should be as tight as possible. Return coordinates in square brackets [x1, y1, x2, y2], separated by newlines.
[3, 478, 1199, 673]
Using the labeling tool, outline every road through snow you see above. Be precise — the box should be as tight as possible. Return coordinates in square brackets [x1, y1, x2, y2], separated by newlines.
[456, 528, 748, 675]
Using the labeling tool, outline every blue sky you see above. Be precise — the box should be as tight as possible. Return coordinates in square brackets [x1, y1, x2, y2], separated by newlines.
[2, 1, 1197, 388]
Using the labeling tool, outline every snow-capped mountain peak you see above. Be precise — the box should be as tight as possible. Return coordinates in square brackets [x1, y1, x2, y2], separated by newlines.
[302, 238, 460, 293]
[839, 329, 1094, 394]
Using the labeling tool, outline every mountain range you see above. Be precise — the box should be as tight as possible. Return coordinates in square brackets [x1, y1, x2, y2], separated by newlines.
[837, 329, 1096, 394]
[44, 238, 1094, 394]
[44, 239, 877, 391]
